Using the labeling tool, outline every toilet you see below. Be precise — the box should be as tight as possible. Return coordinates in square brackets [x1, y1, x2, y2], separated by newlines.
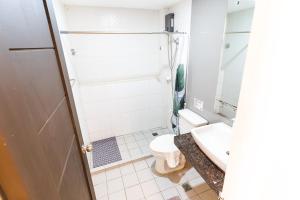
[150, 109, 208, 174]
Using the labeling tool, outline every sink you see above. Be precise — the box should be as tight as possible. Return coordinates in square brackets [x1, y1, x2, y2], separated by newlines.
[191, 122, 232, 171]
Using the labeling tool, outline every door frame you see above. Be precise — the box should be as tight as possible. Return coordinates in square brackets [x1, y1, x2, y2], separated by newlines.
[43, 0, 96, 199]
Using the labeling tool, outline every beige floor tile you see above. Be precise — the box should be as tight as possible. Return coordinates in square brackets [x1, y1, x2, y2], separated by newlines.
[137, 168, 154, 183]
[116, 136, 125, 145]
[118, 144, 128, 152]
[106, 168, 121, 180]
[192, 183, 210, 194]
[184, 168, 201, 181]
[145, 135, 156, 141]
[94, 182, 107, 198]
[97, 195, 109, 200]
[125, 185, 145, 200]
[189, 177, 205, 187]
[129, 148, 143, 158]
[145, 156, 155, 168]
[146, 193, 164, 200]
[108, 190, 126, 200]
[124, 135, 135, 143]
[134, 133, 146, 141]
[155, 177, 175, 191]
[107, 177, 124, 194]
[121, 151, 130, 160]
[133, 160, 149, 171]
[162, 187, 181, 200]
[120, 163, 135, 175]
[191, 196, 201, 200]
[176, 185, 197, 200]
[127, 142, 139, 149]
[198, 190, 219, 200]
[141, 180, 160, 197]
[137, 139, 148, 147]
[141, 146, 151, 154]
[92, 172, 106, 185]
[123, 173, 139, 188]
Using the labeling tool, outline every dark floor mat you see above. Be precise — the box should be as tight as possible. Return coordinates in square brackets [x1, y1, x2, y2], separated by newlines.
[92, 137, 122, 168]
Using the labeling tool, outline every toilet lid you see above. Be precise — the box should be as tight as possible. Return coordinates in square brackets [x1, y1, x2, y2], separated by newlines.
[150, 134, 179, 153]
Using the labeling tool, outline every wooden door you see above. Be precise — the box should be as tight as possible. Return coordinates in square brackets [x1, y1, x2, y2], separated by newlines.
[0, 0, 95, 199]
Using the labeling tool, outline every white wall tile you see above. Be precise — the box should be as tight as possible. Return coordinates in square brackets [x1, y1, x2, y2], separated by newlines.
[62, 4, 191, 140]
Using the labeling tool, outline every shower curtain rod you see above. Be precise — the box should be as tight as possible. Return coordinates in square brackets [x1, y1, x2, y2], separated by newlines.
[60, 30, 187, 35]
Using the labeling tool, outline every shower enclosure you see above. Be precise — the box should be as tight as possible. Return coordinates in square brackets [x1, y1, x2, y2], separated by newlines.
[52, 0, 192, 170]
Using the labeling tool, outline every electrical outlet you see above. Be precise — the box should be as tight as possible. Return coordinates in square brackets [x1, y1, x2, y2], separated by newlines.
[194, 98, 204, 111]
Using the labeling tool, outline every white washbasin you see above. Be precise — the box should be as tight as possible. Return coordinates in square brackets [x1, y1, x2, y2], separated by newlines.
[191, 122, 232, 171]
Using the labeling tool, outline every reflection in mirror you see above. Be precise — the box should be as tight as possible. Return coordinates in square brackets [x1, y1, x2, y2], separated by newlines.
[214, 0, 255, 119]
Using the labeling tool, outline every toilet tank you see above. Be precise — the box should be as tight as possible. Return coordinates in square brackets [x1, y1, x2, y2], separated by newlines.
[178, 109, 208, 134]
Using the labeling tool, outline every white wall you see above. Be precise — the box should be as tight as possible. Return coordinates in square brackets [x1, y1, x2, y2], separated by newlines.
[54, 0, 192, 141]
[186, 0, 228, 122]
[63, 6, 169, 141]
[52, 0, 90, 145]
[222, 0, 300, 199]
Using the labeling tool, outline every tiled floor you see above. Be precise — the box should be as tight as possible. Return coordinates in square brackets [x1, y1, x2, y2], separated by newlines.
[92, 157, 219, 200]
[92, 128, 171, 169]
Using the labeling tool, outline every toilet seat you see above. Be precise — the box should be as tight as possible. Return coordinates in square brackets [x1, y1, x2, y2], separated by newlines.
[150, 134, 185, 172]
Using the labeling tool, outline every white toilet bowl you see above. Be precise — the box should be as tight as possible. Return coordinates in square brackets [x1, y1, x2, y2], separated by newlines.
[149, 109, 208, 174]
[150, 134, 186, 174]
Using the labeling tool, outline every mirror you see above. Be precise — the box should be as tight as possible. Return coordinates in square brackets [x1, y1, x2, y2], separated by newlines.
[214, 0, 255, 120]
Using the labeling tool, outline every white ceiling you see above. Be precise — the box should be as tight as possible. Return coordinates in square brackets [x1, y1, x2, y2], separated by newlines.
[61, 0, 183, 10]
[228, 0, 255, 13]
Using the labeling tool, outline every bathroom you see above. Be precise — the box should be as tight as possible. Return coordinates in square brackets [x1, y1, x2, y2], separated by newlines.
[52, 0, 254, 199]
[1, 0, 299, 200]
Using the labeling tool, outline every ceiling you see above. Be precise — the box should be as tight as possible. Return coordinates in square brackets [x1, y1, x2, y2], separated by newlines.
[228, 0, 255, 13]
[60, 0, 183, 10]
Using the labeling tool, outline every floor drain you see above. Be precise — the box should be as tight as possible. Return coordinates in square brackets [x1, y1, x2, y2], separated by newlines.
[152, 132, 158, 136]
[181, 183, 192, 192]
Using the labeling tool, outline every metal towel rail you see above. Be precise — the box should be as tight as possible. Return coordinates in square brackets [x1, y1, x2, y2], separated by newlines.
[216, 99, 237, 111]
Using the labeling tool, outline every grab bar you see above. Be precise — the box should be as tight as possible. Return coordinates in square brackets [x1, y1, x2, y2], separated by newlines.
[216, 99, 237, 111]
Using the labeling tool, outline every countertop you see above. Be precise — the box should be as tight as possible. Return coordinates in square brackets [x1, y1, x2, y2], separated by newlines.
[174, 133, 225, 193]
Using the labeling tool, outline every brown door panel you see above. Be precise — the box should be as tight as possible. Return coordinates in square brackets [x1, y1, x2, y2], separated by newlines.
[0, 0, 53, 49]
[0, 0, 94, 199]
[59, 141, 91, 200]
[38, 98, 75, 187]
[0, 51, 61, 200]
[0, 48, 92, 199]
[8, 49, 65, 133]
